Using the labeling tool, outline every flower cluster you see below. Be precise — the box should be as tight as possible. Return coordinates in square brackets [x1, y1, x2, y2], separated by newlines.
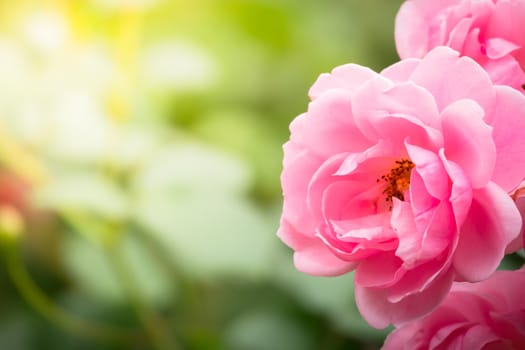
[278, 0, 525, 347]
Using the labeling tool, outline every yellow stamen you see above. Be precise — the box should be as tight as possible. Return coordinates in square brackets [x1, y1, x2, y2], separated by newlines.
[377, 159, 414, 204]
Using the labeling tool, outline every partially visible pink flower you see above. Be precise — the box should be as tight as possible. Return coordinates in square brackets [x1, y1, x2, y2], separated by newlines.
[395, 0, 525, 92]
[383, 268, 525, 350]
[278, 46, 525, 328]
[511, 181, 525, 250]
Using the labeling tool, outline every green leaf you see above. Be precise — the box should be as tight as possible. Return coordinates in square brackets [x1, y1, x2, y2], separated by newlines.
[225, 310, 315, 350]
[133, 142, 251, 196]
[132, 142, 278, 279]
[62, 232, 176, 306]
[136, 194, 278, 280]
[34, 172, 128, 220]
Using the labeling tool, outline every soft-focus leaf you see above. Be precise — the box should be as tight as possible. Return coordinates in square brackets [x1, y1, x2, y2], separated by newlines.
[134, 142, 252, 196]
[62, 232, 176, 306]
[136, 194, 278, 280]
[34, 172, 128, 220]
[132, 138, 275, 282]
[142, 40, 218, 92]
[193, 109, 285, 200]
[225, 310, 315, 350]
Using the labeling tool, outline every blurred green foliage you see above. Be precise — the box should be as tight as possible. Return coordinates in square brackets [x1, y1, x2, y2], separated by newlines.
[0, 0, 404, 349]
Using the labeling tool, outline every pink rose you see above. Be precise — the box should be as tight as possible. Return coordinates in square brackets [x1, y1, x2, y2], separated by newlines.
[278, 46, 525, 328]
[395, 0, 525, 92]
[382, 268, 525, 349]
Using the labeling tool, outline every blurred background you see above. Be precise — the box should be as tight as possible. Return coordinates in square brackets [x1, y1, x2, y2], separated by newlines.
[0, 1, 405, 349]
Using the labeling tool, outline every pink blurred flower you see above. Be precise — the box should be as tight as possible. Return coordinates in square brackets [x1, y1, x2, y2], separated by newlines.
[395, 0, 525, 92]
[382, 268, 525, 349]
[278, 46, 525, 328]
[0, 171, 31, 214]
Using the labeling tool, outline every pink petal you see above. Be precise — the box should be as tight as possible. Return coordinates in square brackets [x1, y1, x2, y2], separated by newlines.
[490, 311, 525, 349]
[321, 187, 398, 260]
[387, 250, 452, 303]
[306, 153, 349, 222]
[382, 323, 420, 350]
[308, 64, 378, 100]
[390, 199, 421, 266]
[281, 144, 322, 233]
[378, 82, 441, 128]
[441, 98, 496, 188]
[484, 86, 525, 192]
[453, 182, 522, 281]
[277, 218, 314, 251]
[486, 0, 525, 48]
[441, 290, 493, 321]
[332, 213, 393, 241]
[292, 89, 372, 158]
[394, 0, 470, 59]
[319, 180, 364, 222]
[462, 27, 483, 60]
[371, 113, 443, 151]
[355, 267, 454, 328]
[405, 142, 449, 200]
[348, 77, 393, 141]
[439, 150, 473, 228]
[446, 18, 473, 52]
[428, 323, 472, 350]
[321, 180, 382, 222]
[308, 154, 394, 228]
[281, 137, 303, 168]
[409, 46, 495, 112]
[394, 1, 430, 58]
[380, 58, 421, 82]
[418, 202, 455, 263]
[441, 0, 479, 36]
[354, 251, 404, 288]
[461, 325, 502, 350]
[409, 169, 439, 227]
[351, 80, 443, 149]
[483, 55, 525, 91]
[293, 240, 357, 276]
[485, 37, 521, 59]
[505, 232, 523, 254]
[335, 140, 394, 176]
[507, 190, 525, 253]
[316, 229, 393, 262]
[452, 269, 525, 310]
[383, 305, 468, 349]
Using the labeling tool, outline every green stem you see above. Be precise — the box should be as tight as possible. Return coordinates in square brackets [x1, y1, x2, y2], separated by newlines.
[3, 237, 142, 346]
[104, 237, 179, 350]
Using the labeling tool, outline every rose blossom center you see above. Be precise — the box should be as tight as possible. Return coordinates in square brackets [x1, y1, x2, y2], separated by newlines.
[377, 159, 414, 205]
